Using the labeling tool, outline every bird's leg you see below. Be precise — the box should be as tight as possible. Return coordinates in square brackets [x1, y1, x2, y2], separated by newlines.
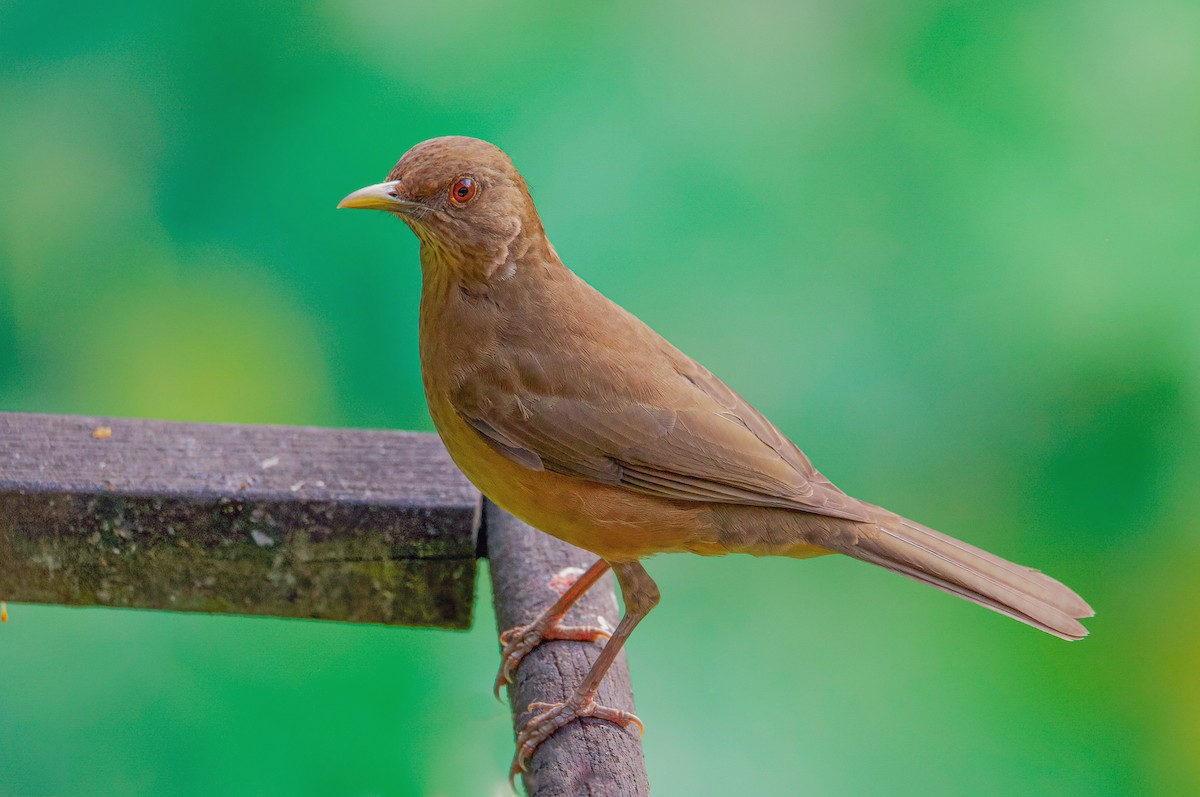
[510, 561, 659, 782]
[495, 558, 613, 697]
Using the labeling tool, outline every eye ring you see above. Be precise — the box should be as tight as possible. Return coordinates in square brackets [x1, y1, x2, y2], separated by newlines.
[449, 176, 478, 205]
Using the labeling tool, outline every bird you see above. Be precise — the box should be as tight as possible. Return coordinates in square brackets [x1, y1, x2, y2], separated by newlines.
[338, 135, 1093, 778]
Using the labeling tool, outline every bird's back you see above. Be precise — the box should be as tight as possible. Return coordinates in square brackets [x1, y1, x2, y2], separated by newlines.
[422, 252, 867, 515]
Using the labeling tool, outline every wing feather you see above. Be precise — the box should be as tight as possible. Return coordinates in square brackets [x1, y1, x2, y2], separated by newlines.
[454, 356, 869, 522]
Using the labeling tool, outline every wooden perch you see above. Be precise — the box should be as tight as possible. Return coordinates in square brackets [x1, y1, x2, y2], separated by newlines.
[488, 502, 650, 797]
[0, 411, 652, 792]
[0, 412, 481, 628]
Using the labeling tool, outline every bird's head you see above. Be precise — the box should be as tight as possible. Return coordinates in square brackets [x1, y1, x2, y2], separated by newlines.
[338, 136, 544, 282]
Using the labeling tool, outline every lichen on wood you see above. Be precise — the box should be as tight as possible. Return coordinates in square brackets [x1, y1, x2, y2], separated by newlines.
[0, 412, 481, 628]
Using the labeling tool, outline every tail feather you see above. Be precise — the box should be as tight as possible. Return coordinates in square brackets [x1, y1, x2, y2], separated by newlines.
[833, 504, 1093, 640]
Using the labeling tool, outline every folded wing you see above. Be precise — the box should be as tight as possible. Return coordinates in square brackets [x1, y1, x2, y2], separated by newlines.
[455, 358, 870, 522]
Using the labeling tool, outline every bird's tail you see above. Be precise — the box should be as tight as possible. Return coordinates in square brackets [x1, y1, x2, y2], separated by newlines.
[830, 504, 1093, 640]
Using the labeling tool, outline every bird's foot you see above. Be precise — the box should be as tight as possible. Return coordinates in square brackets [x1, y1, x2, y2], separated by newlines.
[494, 620, 611, 698]
[509, 696, 643, 785]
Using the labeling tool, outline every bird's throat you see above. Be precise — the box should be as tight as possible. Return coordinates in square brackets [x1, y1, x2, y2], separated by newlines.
[413, 219, 532, 297]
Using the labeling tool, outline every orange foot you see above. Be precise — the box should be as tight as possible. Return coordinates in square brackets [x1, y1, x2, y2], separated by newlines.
[509, 696, 644, 785]
[494, 621, 611, 698]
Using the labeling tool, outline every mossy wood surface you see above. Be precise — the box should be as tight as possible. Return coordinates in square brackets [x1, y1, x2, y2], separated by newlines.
[0, 412, 481, 628]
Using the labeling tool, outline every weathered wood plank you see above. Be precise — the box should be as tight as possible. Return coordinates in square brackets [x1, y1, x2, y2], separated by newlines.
[487, 502, 650, 797]
[0, 412, 481, 628]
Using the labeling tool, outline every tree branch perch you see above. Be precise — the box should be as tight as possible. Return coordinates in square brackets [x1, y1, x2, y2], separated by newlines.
[487, 501, 650, 797]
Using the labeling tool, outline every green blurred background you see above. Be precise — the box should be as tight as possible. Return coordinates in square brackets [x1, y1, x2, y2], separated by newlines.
[1, 1, 1197, 794]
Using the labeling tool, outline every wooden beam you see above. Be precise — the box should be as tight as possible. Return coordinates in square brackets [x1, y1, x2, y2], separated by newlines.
[487, 502, 650, 797]
[0, 412, 481, 628]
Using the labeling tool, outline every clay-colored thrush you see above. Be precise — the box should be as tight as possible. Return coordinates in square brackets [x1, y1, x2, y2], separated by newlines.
[339, 136, 1093, 775]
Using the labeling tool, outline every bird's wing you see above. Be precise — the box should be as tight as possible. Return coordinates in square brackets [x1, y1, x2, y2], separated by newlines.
[453, 357, 870, 522]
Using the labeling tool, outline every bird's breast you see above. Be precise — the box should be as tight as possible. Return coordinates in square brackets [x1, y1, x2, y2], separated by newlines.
[422, 384, 718, 561]
[415, 265, 725, 560]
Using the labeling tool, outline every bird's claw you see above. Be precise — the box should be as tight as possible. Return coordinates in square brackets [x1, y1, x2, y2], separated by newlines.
[494, 621, 611, 700]
[508, 697, 643, 789]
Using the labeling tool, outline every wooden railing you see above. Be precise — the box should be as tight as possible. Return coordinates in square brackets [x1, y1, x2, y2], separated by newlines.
[0, 411, 649, 796]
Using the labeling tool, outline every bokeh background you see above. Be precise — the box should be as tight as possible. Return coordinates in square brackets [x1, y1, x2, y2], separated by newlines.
[1, 1, 1197, 795]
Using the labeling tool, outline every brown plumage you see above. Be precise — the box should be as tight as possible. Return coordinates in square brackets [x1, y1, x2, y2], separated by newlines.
[338, 135, 1093, 777]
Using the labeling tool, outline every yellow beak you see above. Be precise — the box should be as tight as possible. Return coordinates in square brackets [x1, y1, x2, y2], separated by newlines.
[336, 180, 422, 213]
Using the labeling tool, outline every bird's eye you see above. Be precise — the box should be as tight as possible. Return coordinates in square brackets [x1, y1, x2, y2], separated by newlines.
[449, 177, 478, 205]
